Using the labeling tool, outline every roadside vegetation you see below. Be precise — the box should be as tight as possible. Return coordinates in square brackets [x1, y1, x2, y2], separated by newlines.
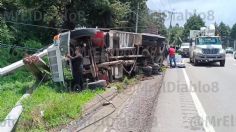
[112, 76, 138, 92]
[0, 61, 105, 131]
[17, 84, 104, 131]
[0, 69, 34, 121]
[0, 48, 105, 131]
[0, 68, 137, 131]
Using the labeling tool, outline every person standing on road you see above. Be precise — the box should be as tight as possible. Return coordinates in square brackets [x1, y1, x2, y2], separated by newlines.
[169, 45, 176, 68]
[67, 47, 84, 91]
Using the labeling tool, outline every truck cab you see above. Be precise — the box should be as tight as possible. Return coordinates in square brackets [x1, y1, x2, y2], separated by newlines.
[189, 25, 226, 66]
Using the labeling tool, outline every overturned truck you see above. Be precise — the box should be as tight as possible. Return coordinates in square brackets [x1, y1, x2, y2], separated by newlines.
[48, 28, 166, 87]
[0, 28, 166, 88]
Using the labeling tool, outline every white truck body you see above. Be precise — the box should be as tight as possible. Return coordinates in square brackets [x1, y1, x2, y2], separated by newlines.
[189, 25, 226, 66]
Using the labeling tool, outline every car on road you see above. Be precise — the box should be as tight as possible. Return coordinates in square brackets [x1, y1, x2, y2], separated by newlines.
[178, 43, 190, 57]
[234, 51, 236, 59]
[225, 47, 234, 54]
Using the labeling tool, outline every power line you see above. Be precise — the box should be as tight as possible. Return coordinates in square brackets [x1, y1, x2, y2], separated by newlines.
[0, 43, 49, 53]
[4, 20, 69, 30]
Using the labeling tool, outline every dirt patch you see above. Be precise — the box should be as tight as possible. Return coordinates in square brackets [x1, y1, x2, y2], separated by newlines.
[106, 75, 164, 132]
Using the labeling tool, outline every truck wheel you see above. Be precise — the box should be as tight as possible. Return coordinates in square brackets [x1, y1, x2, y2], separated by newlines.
[220, 60, 225, 67]
[142, 66, 153, 76]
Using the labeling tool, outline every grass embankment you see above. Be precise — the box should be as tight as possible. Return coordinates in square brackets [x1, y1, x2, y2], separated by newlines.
[15, 83, 104, 131]
[1, 73, 104, 131]
[0, 72, 104, 131]
[0, 48, 34, 121]
[0, 70, 34, 121]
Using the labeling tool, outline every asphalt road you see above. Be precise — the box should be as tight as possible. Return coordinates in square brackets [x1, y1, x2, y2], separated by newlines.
[151, 54, 236, 132]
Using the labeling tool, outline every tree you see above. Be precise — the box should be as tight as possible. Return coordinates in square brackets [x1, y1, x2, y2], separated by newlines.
[142, 11, 167, 35]
[84, 0, 130, 28]
[169, 24, 184, 46]
[0, 0, 164, 46]
[217, 22, 231, 38]
[182, 14, 205, 41]
[119, 0, 148, 32]
[216, 22, 231, 47]
[0, 19, 14, 43]
[231, 23, 236, 40]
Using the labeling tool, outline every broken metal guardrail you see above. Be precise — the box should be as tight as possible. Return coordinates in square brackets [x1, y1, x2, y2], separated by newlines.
[0, 45, 53, 76]
[0, 94, 30, 132]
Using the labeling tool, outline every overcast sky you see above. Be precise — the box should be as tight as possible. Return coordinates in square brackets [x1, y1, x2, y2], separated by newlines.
[147, 0, 236, 27]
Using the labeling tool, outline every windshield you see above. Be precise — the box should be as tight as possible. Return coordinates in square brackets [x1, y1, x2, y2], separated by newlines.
[226, 47, 233, 50]
[196, 37, 222, 45]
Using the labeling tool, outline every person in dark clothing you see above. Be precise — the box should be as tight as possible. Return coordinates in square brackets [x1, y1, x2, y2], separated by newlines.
[67, 47, 84, 91]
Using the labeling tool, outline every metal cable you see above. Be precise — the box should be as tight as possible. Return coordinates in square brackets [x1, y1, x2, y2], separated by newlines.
[75, 92, 116, 132]
[4, 20, 69, 30]
[0, 43, 38, 52]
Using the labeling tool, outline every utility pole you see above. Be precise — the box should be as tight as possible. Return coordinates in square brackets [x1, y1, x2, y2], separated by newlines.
[167, 10, 176, 45]
[135, 3, 140, 33]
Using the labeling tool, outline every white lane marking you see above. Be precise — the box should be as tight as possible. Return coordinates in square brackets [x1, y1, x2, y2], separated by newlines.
[182, 69, 215, 132]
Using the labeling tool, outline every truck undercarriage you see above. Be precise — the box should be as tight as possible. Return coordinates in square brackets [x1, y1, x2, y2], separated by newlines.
[0, 28, 167, 89]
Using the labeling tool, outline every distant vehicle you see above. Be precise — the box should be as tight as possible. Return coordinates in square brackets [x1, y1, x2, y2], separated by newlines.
[234, 52, 236, 59]
[189, 25, 226, 66]
[225, 47, 234, 54]
[178, 43, 190, 57]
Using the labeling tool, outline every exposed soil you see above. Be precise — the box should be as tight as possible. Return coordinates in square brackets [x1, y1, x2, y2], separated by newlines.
[59, 74, 164, 132]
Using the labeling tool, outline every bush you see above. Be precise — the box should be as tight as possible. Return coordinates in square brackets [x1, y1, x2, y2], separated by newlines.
[23, 39, 42, 49]
[0, 19, 14, 44]
[0, 69, 34, 121]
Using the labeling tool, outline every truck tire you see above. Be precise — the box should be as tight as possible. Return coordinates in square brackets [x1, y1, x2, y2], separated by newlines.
[142, 66, 153, 76]
[220, 60, 225, 67]
[152, 64, 160, 75]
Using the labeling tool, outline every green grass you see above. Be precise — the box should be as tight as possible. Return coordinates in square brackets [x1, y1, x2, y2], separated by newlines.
[0, 69, 104, 131]
[0, 69, 34, 121]
[16, 83, 104, 131]
[0, 49, 35, 121]
[112, 76, 137, 93]
[160, 66, 168, 72]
